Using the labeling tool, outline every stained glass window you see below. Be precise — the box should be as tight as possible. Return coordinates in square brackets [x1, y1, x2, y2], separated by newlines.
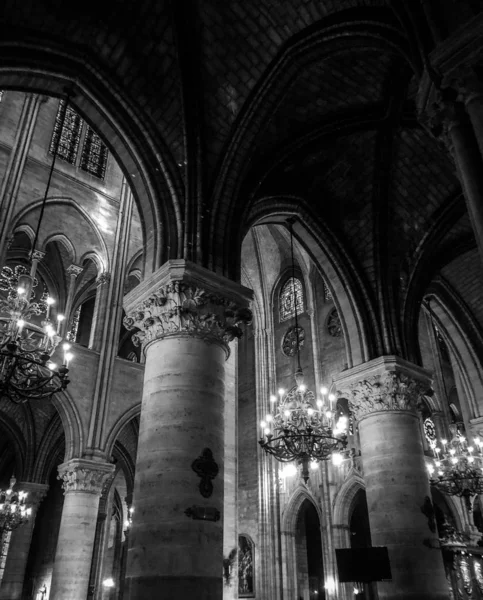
[80, 125, 108, 179]
[323, 280, 332, 302]
[279, 277, 303, 322]
[50, 100, 82, 164]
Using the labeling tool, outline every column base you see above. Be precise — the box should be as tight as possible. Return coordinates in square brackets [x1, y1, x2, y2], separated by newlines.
[125, 576, 221, 600]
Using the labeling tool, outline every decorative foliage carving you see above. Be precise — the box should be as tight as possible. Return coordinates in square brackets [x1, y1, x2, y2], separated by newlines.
[58, 460, 114, 495]
[327, 308, 342, 337]
[281, 326, 305, 357]
[124, 281, 252, 351]
[191, 448, 219, 498]
[345, 372, 427, 421]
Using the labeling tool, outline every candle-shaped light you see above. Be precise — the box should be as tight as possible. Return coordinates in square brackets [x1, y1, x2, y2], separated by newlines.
[320, 386, 328, 396]
[45, 296, 55, 318]
[328, 393, 336, 410]
[64, 352, 73, 367]
[17, 319, 25, 335]
[56, 314, 65, 333]
[62, 343, 71, 365]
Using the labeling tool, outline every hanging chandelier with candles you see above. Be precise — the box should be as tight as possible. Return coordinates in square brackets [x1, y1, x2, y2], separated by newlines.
[0, 95, 74, 404]
[258, 218, 348, 483]
[0, 476, 32, 533]
[427, 425, 483, 508]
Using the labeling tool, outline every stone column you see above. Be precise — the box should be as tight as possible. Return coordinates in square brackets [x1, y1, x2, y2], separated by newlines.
[429, 92, 483, 264]
[50, 459, 115, 600]
[60, 264, 83, 338]
[336, 356, 448, 600]
[0, 94, 42, 262]
[123, 259, 252, 600]
[88, 272, 112, 351]
[223, 342, 238, 600]
[0, 483, 48, 600]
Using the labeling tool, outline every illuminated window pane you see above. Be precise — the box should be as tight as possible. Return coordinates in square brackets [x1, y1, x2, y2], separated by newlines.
[279, 277, 303, 322]
[50, 100, 82, 164]
[80, 126, 108, 179]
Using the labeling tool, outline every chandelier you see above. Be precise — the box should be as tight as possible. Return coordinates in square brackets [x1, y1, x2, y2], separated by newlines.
[0, 476, 32, 532]
[427, 426, 483, 508]
[258, 218, 347, 483]
[0, 97, 73, 404]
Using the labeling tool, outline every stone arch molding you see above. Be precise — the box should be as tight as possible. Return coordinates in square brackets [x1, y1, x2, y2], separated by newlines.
[282, 483, 323, 534]
[0, 53, 184, 274]
[332, 473, 365, 526]
[247, 208, 374, 368]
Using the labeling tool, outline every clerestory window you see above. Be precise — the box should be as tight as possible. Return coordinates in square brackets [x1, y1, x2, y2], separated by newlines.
[50, 100, 108, 179]
[279, 277, 303, 322]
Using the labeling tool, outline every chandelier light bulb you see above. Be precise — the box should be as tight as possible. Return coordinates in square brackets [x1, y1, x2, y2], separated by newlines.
[325, 410, 332, 420]
[266, 414, 273, 422]
[65, 352, 74, 366]
[48, 363, 57, 371]
[307, 408, 314, 416]
[17, 319, 25, 333]
[284, 410, 290, 418]
[17, 286, 26, 295]
[278, 388, 285, 396]
[264, 427, 271, 436]
[332, 452, 343, 466]
[298, 384, 306, 392]
[451, 457, 458, 464]
[260, 420, 266, 429]
[328, 393, 336, 402]
[316, 399, 323, 408]
[469, 456, 475, 463]
[320, 386, 328, 395]
[57, 314, 65, 322]
[310, 460, 318, 470]
[270, 395, 277, 403]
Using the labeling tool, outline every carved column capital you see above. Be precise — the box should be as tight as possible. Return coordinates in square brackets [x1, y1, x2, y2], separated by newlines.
[67, 264, 83, 278]
[344, 371, 428, 422]
[335, 356, 432, 423]
[420, 88, 467, 153]
[123, 260, 253, 356]
[30, 249, 45, 262]
[58, 459, 115, 496]
[96, 272, 111, 287]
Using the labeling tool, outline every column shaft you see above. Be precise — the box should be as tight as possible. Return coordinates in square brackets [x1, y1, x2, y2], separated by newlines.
[50, 459, 114, 600]
[125, 336, 226, 599]
[447, 116, 483, 263]
[337, 358, 448, 600]
[123, 260, 252, 600]
[359, 411, 446, 599]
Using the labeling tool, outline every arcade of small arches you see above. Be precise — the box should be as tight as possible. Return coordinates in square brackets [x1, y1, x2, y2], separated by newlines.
[1, 3, 483, 600]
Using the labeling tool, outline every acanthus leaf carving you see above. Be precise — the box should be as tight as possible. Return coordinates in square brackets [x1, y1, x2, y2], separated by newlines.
[58, 460, 115, 496]
[344, 371, 428, 422]
[124, 282, 252, 352]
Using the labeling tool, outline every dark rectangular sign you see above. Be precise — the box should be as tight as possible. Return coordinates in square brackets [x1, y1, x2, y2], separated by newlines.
[335, 547, 392, 582]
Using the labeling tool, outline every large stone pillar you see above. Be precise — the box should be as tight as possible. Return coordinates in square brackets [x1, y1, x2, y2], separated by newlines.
[123, 259, 252, 600]
[50, 459, 115, 600]
[0, 483, 48, 600]
[336, 356, 448, 600]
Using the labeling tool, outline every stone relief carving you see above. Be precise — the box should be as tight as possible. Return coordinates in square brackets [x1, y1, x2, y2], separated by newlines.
[124, 281, 252, 350]
[343, 371, 427, 422]
[58, 463, 114, 495]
